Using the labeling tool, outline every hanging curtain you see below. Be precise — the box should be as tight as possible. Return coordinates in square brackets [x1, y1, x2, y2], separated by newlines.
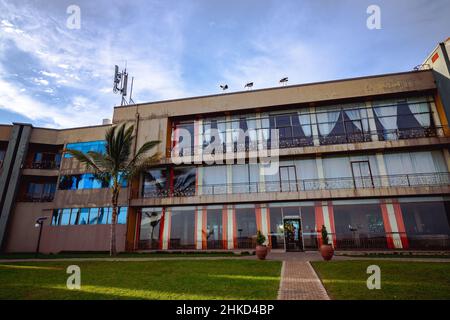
[317, 109, 340, 137]
[298, 110, 312, 137]
[345, 106, 369, 132]
[373, 105, 397, 139]
[261, 115, 270, 143]
[231, 119, 240, 143]
[217, 120, 226, 145]
[203, 121, 211, 145]
[246, 118, 257, 143]
[407, 98, 431, 128]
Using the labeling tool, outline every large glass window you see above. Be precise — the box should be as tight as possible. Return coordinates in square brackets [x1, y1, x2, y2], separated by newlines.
[58, 173, 125, 190]
[142, 168, 168, 197]
[202, 165, 227, 195]
[173, 167, 196, 196]
[172, 121, 195, 156]
[64, 141, 106, 158]
[235, 205, 257, 249]
[60, 208, 71, 226]
[50, 207, 128, 226]
[97, 207, 110, 224]
[232, 163, 259, 193]
[400, 200, 450, 249]
[170, 207, 196, 249]
[139, 208, 163, 249]
[333, 203, 387, 249]
[206, 206, 224, 249]
[373, 97, 433, 140]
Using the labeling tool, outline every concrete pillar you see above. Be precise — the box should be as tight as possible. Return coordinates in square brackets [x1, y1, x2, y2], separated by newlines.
[260, 205, 270, 245]
[0, 123, 32, 251]
[195, 207, 203, 250]
[429, 96, 444, 137]
[365, 101, 379, 141]
[161, 208, 171, 250]
[194, 118, 203, 163]
[443, 149, 450, 172]
[226, 206, 235, 249]
[376, 153, 389, 187]
[197, 166, 203, 195]
[316, 157, 325, 189]
[310, 106, 320, 146]
[380, 200, 408, 249]
[227, 164, 233, 194]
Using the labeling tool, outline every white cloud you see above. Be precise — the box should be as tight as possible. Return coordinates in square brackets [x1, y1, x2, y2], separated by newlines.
[33, 78, 49, 86]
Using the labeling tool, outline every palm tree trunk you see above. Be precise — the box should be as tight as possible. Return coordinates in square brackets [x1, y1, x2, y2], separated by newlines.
[110, 187, 119, 256]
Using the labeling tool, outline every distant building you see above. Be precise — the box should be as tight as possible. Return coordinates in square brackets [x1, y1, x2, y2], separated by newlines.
[1, 41, 450, 253]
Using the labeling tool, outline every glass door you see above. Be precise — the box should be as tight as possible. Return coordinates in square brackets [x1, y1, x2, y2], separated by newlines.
[283, 218, 303, 251]
[351, 161, 373, 188]
[279, 166, 297, 192]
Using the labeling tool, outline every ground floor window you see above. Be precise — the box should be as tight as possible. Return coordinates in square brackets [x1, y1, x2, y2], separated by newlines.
[235, 205, 257, 249]
[333, 203, 387, 249]
[139, 208, 163, 249]
[170, 207, 196, 249]
[206, 206, 224, 249]
[401, 201, 450, 249]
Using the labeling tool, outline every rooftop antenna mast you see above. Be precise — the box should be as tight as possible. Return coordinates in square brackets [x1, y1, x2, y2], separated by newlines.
[113, 63, 135, 106]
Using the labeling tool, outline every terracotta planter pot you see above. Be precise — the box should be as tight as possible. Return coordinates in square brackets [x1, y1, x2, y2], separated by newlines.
[256, 245, 268, 260]
[320, 244, 334, 261]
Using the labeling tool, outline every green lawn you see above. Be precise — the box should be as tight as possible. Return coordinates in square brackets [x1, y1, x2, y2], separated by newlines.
[0, 251, 246, 260]
[0, 260, 281, 300]
[312, 260, 450, 300]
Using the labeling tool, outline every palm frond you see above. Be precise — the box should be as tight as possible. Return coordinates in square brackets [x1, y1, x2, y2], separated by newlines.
[64, 149, 102, 173]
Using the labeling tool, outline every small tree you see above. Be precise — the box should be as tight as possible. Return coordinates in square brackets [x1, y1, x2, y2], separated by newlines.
[256, 230, 266, 246]
[321, 225, 329, 245]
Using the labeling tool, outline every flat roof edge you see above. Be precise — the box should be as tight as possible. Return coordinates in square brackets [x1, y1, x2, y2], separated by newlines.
[114, 69, 434, 109]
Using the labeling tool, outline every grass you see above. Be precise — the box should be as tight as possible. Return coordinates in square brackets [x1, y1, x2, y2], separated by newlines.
[312, 260, 450, 300]
[0, 251, 250, 260]
[0, 260, 280, 300]
[337, 253, 450, 259]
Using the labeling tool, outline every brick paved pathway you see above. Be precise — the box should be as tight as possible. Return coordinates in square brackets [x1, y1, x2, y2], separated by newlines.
[277, 261, 330, 300]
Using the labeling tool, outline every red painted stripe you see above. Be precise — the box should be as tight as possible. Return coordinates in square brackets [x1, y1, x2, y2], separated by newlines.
[315, 202, 324, 246]
[194, 208, 198, 250]
[266, 207, 272, 248]
[392, 200, 409, 249]
[202, 207, 207, 249]
[232, 207, 237, 249]
[432, 52, 439, 63]
[134, 210, 141, 251]
[327, 201, 336, 247]
[380, 201, 395, 249]
[222, 205, 228, 249]
[159, 208, 165, 250]
[255, 205, 262, 232]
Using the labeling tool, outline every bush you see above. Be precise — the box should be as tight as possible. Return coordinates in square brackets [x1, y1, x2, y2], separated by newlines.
[256, 230, 266, 246]
[321, 225, 329, 245]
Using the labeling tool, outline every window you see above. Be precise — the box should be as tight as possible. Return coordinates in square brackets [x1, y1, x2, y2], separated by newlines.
[64, 141, 106, 158]
[58, 173, 126, 190]
[333, 203, 387, 249]
[172, 121, 195, 156]
[139, 208, 163, 249]
[235, 205, 257, 249]
[142, 168, 168, 197]
[173, 167, 196, 196]
[206, 206, 224, 249]
[232, 163, 259, 193]
[202, 165, 227, 195]
[170, 207, 196, 249]
[50, 207, 128, 226]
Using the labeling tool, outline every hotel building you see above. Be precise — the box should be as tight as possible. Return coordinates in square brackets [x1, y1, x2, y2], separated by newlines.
[1, 41, 450, 253]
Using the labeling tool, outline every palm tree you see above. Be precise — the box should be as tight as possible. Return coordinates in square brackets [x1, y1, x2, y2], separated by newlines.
[65, 123, 160, 256]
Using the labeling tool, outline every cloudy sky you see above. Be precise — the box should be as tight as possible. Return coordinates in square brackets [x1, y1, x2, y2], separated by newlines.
[0, 0, 449, 128]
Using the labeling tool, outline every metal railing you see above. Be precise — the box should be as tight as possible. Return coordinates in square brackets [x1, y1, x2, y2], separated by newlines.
[168, 126, 446, 157]
[141, 172, 450, 198]
[21, 192, 55, 202]
[26, 160, 60, 170]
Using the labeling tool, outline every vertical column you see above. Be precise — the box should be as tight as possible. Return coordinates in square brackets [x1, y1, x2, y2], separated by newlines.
[376, 153, 389, 187]
[227, 206, 236, 249]
[365, 101, 379, 141]
[315, 202, 336, 247]
[429, 96, 444, 137]
[202, 208, 207, 249]
[260, 204, 270, 246]
[227, 164, 233, 194]
[222, 205, 228, 249]
[195, 207, 203, 250]
[258, 165, 266, 193]
[316, 156, 325, 190]
[380, 199, 408, 249]
[161, 208, 171, 250]
[196, 166, 203, 195]
[443, 149, 450, 172]
[310, 106, 320, 146]
[194, 118, 203, 163]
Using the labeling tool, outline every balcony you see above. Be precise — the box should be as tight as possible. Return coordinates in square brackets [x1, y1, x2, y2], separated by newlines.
[141, 172, 450, 198]
[169, 126, 445, 158]
[26, 160, 61, 170]
[20, 192, 55, 202]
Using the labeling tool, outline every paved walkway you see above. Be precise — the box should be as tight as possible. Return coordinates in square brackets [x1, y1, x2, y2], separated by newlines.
[277, 261, 329, 300]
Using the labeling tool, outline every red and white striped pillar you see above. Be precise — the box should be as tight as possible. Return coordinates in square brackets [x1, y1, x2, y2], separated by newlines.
[380, 199, 408, 249]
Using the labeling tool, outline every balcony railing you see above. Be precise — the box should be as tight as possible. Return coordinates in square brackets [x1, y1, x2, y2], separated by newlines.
[25, 160, 61, 170]
[168, 126, 446, 157]
[20, 192, 55, 202]
[142, 172, 450, 198]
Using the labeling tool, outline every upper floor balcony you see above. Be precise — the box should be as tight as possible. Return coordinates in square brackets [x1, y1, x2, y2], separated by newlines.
[24, 143, 63, 171]
[168, 96, 446, 160]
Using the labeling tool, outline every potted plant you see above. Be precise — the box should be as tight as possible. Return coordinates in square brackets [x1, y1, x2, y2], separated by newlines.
[319, 225, 334, 261]
[255, 230, 268, 260]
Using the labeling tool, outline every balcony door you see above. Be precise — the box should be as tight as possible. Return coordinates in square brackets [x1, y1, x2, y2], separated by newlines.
[279, 166, 297, 192]
[351, 161, 373, 188]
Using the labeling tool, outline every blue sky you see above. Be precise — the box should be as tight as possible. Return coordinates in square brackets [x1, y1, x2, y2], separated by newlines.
[0, 0, 449, 128]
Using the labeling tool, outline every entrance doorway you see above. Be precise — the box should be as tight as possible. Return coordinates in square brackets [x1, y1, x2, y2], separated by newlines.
[283, 218, 303, 251]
